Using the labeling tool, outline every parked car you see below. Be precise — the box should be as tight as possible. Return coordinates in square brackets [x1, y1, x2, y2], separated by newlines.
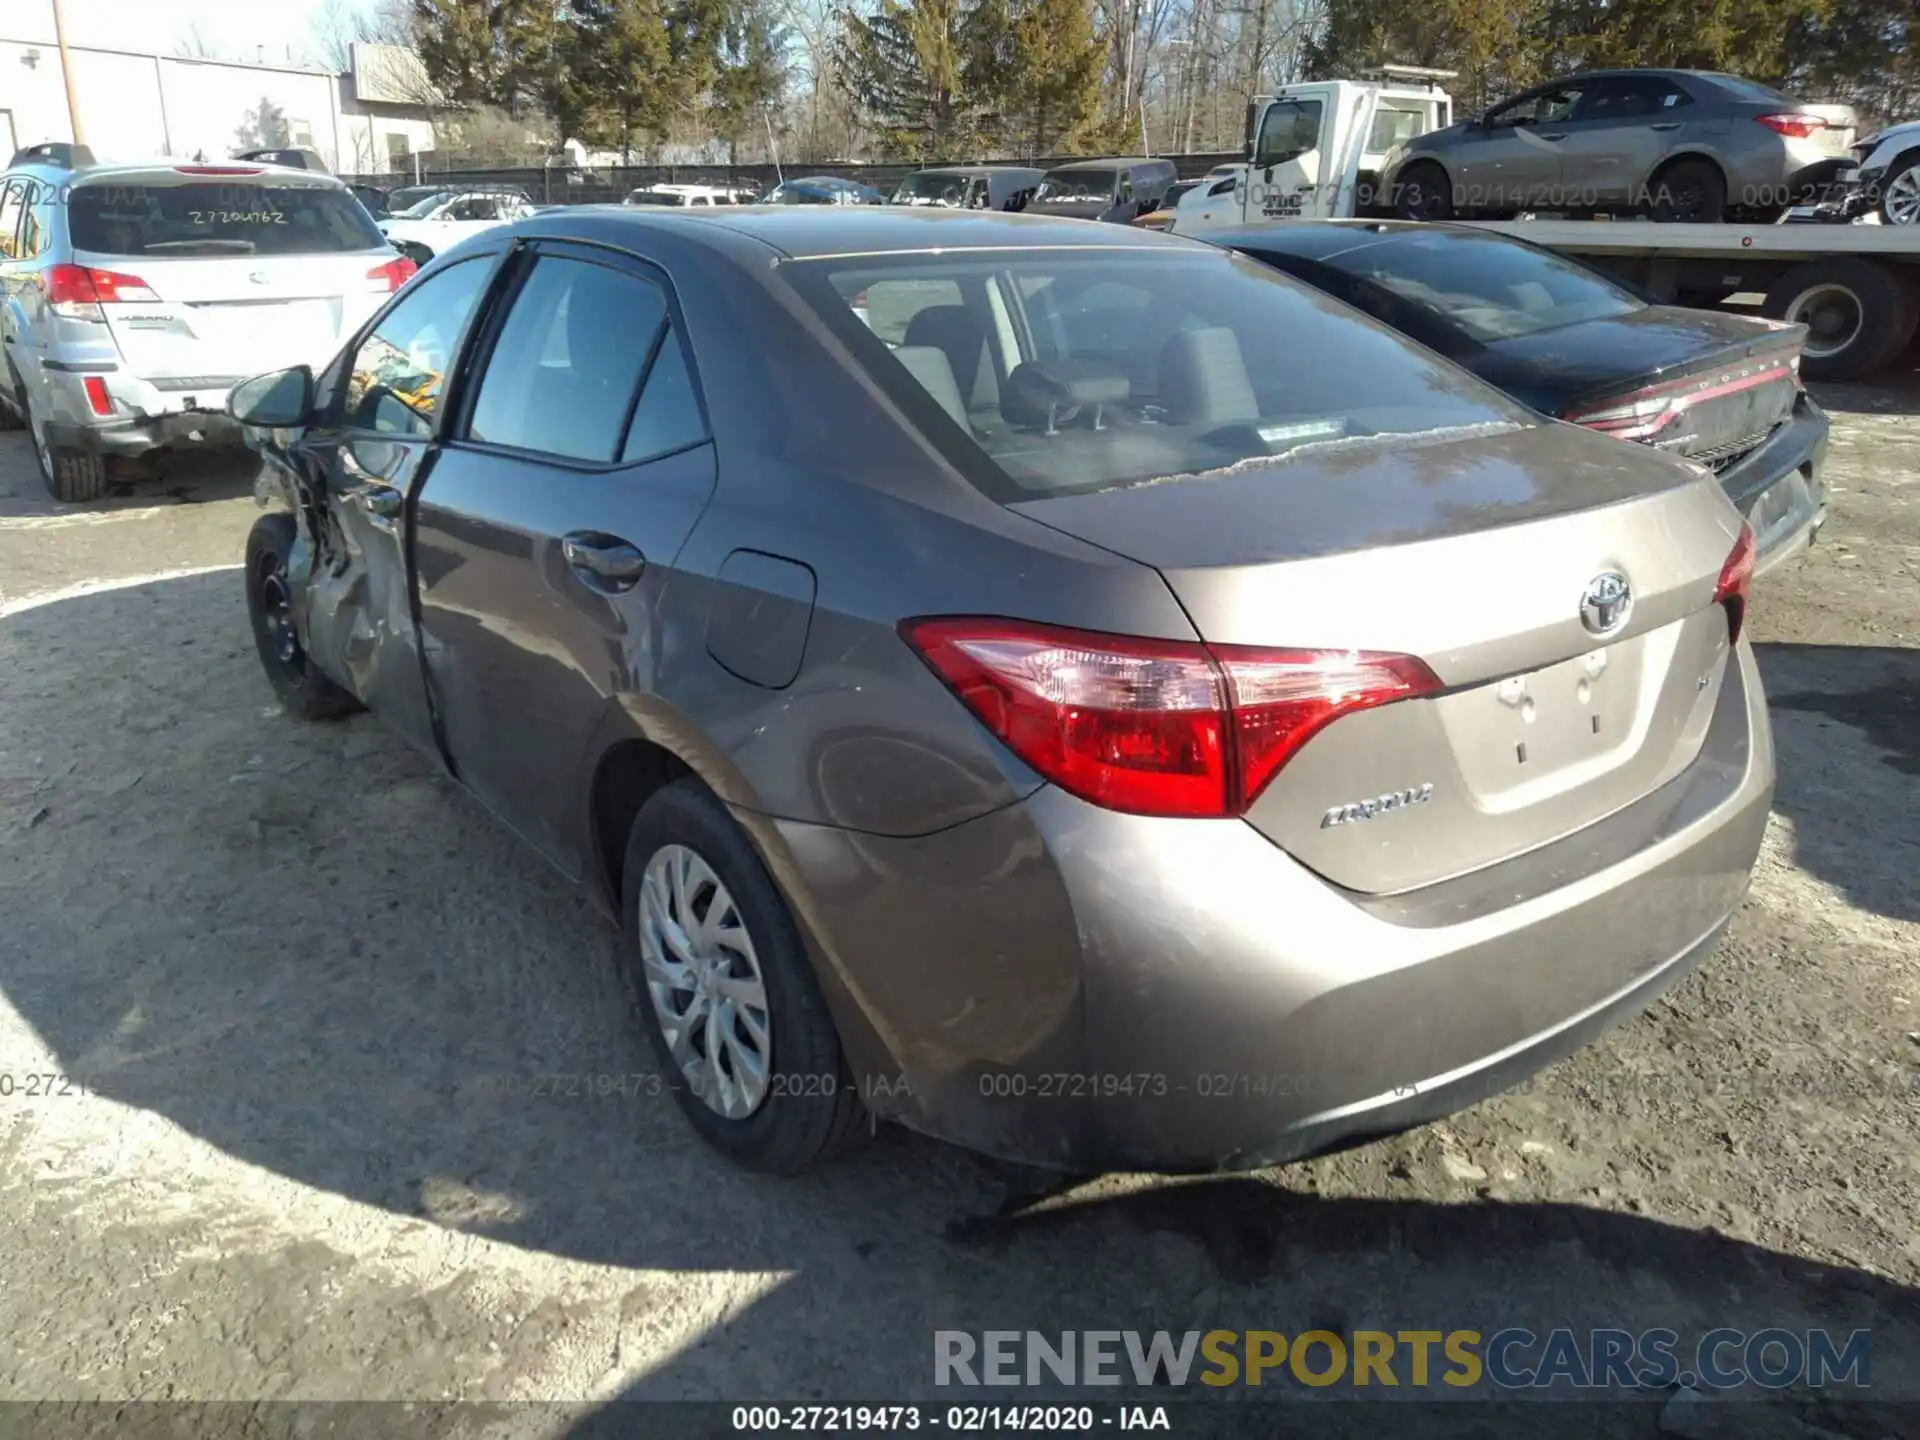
[0, 144, 413, 501]
[377, 188, 540, 264]
[1384, 70, 1857, 223]
[1131, 177, 1209, 230]
[347, 183, 393, 218]
[1028, 157, 1179, 223]
[1218, 221, 1827, 573]
[229, 206, 1769, 1175]
[761, 176, 885, 205]
[625, 183, 742, 208]
[888, 166, 1044, 211]
[235, 147, 332, 173]
[1848, 120, 1920, 225]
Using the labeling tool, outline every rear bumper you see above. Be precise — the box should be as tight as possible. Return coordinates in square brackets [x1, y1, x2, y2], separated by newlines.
[769, 640, 1774, 1172]
[43, 409, 244, 457]
[1715, 396, 1828, 576]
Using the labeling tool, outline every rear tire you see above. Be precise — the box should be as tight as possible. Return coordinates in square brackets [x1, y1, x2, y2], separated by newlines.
[1648, 159, 1727, 223]
[1762, 259, 1920, 382]
[23, 394, 111, 503]
[244, 512, 361, 720]
[620, 778, 865, 1173]
[1392, 162, 1454, 221]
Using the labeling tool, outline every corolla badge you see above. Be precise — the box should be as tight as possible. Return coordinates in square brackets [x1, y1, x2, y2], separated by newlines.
[1580, 571, 1633, 637]
[1321, 783, 1434, 829]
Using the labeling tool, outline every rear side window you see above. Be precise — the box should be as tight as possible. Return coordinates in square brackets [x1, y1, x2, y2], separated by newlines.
[1328, 231, 1644, 344]
[69, 179, 386, 256]
[785, 248, 1528, 502]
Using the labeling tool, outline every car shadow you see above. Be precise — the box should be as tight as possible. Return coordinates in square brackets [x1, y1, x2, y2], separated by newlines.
[1753, 643, 1920, 924]
[0, 432, 259, 521]
[1, 571, 1916, 1415]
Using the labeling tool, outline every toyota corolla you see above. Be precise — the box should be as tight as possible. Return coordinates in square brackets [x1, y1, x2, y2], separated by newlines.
[227, 208, 1772, 1174]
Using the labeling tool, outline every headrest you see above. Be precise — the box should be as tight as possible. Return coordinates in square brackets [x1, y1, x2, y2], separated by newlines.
[1158, 326, 1259, 427]
[894, 346, 972, 434]
[1003, 359, 1130, 430]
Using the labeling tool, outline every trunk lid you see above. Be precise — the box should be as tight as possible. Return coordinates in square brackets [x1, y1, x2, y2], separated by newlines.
[77, 250, 391, 383]
[1013, 421, 1744, 894]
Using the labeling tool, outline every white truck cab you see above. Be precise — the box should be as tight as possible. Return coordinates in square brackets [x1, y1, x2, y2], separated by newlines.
[1173, 68, 1456, 236]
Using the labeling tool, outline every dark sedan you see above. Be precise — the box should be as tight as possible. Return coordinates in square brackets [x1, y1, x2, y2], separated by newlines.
[1219, 221, 1827, 573]
[225, 208, 1769, 1175]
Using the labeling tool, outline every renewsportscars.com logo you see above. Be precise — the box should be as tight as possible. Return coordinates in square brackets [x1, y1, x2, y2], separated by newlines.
[934, 1328, 1872, 1392]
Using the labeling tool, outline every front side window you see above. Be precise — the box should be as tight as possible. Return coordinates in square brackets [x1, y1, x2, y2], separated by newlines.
[340, 257, 493, 437]
[1490, 87, 1584, 128]
[786, 248, 1528, 502]
[467, 254, 705, 464]
[1330, 230, 1645, 344]
[69, 180, 386, 256]
[1256, 100, 1323, 167]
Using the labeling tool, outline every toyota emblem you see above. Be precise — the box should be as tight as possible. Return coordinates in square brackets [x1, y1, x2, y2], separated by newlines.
[1580, 572, 1633, 637]
[249, 271, 271, 285]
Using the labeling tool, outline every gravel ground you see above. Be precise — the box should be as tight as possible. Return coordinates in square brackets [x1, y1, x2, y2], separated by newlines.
[0, 377, 1915, 1439]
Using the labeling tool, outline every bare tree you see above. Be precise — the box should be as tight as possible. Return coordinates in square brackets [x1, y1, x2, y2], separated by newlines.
[306, 0, 417, 72]
[174, 22, 228, 60]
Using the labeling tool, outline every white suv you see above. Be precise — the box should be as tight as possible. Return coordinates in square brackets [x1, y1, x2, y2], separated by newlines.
[0, 143, 412, 501]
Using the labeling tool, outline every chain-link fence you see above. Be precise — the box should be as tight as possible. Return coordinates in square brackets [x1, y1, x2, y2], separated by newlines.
[341, 153, 1248, 203]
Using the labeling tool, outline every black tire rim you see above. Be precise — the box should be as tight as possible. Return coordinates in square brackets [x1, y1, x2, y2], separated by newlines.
[1664, 178, 1710, 220]
[257, 552, 304, 673]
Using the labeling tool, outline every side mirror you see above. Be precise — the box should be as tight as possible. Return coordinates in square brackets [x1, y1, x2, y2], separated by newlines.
[228, 365, 314, 428]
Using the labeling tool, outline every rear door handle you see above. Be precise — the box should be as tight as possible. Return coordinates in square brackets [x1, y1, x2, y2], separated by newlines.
[1539, 132, 1567, 142]
[562, 532, 646, 592]
[1650, 122, 1681, 132]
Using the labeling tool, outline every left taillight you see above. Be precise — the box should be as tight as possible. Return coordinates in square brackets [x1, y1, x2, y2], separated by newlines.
[1561, 348, 1801, 442]
[1713, 524, 1757, 645]
[899, 617, 1441, 819]
[44, 263, 158, 319]
[367, 256, 417, 292]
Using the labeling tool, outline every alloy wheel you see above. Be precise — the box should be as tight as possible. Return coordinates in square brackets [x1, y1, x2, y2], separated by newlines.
[1883, 167, 1920, 225]
[638, 843, 773, 1120]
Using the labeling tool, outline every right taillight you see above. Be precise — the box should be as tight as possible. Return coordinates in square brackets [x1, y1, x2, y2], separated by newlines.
[1713, 524, 1757, 645]
[1755, 113, 1824, 139]
[899, 617, 1441, 818]
[44, 263, 158, 319]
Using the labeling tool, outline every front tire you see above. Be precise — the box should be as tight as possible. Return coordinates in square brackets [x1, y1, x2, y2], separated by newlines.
[1878, 154, 1920, 226]
[244, 513, 361, 720]
[621, 778, 865, 1173]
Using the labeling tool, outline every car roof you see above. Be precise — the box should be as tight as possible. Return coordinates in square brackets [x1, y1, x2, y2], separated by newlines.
[1045, 157, 1165, 171]
[914, 165, 1043, 177]
[518, 204, 1205, 260]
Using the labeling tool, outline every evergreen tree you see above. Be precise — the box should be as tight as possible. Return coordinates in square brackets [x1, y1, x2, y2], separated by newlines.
[1002, 0, 1105, 157]
[835, 0, 998, 160]
[710, 0, 791, 162]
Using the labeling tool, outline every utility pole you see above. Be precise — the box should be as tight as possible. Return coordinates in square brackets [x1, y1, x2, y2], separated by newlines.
[51, 0, 86, 146]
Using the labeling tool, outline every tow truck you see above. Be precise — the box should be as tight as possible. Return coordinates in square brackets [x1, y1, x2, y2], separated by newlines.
[1174, 68, 1920, 381]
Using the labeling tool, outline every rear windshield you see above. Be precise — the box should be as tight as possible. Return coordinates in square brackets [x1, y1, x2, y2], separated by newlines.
[1035, 169, 1119, 202]
[1328, 230, 1644, 343]
[1705, 74, 1795, 105]
[893, 173, 981, 207]
[71, 180, 387, 256]
[626, 191, 689, 206]
[784, 248, 1528, 502]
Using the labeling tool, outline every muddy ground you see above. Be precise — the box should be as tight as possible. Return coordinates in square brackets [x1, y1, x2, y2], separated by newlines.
[0, 372, 1915, 1440]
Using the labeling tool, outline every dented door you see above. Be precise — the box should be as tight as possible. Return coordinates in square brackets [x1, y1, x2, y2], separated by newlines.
[291, 253, 501, 755]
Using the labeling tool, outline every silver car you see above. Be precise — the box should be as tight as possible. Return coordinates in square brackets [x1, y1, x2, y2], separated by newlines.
[0, 143, 409, 501]
[228, 208, 1772, 1174]
[1386, 70, 1856, 223]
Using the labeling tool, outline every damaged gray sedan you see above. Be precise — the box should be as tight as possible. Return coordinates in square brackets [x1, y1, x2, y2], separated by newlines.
[231, 207, 1773, 1175]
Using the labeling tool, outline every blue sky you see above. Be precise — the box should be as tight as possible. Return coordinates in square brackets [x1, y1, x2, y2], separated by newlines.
[38, 0, 337, 65]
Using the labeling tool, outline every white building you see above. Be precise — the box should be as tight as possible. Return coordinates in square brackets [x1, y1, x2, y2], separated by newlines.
[1, 7, 437, 175]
